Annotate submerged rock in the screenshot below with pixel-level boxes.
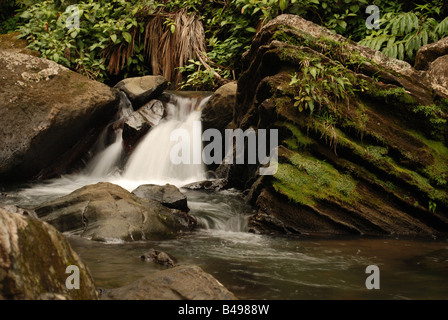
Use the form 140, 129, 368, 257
114, 75, 168, 110
0, 208, 98, 300
132, 184, 189, 212
100, 265, 237, 300
34, 182, 196, 242
141, 248, 176, 268
219, 14, 448, 237
0, 49, 120, 182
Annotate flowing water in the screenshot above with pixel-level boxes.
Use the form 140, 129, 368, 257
2, 92, 448, 300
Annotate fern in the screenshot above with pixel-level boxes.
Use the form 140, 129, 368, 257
359, 11, 448, 62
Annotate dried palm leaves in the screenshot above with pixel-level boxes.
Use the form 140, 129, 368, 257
104, 8, 223, 88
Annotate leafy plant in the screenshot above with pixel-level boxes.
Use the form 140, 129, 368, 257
428, 200, 437, 213
359, 8, 448, 62
289, 59, 353, 114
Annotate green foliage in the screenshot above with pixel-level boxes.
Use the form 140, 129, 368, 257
18, 0, 153, 81
12, 0, 448, 87
359, 3, 448, 62
289, 59, 353, 114
428, 200, 437, 213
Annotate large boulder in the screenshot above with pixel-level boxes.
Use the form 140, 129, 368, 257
219, 15, 448, 237
0, 208, 98, 300
0, 49, 120, 182
114, 75, 168, 110
132, 184, 189, 212
122, 99, 165, 152
201, 81, 237, 134
100, 265, 237, 300
415, 37, 448, 71
427, 55, 448, 98
34, 182, 197, 242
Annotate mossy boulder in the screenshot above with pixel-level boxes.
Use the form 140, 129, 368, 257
0, 48, 120, 182
0, 208, 98, 300
34, 182, 197, 242
218, 15, 448, 237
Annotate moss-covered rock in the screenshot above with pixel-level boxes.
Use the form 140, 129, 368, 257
220, 15, 448, 237
0, 208, 98, 300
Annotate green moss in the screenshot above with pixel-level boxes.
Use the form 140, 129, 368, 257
277, 121, 314, 151
407, 130, 448, 188
273, 150, 358, 206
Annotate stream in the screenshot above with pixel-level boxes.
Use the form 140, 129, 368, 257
2, 92, 448, 300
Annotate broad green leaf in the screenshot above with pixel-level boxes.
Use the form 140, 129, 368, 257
122, 31, 132, 43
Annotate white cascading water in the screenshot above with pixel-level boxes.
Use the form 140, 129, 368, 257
13, 91, 249, 234
85, 129, 124, 177
121, 95, 208, 185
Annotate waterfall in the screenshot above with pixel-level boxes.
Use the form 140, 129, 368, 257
121, 94, 210, 186
85, 129, 124, 177
15, 91, 249, 233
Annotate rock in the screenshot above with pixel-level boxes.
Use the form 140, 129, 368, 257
34, 182, 196, 242
427, 55, 448, 98
132, 184, 189, 212
141, 249, 176, 268
220, 14, 448, 236
0, 50, 120, 182
182, 179, 228, 191
201, 81, 237, 134
100, 265, 237, 300
415, 37, 448, 71
114, 75, 168, 110
0, 204, 38, 219
0, 208, 98, 300
0, 32, 40, 56
122, 99, 165, 151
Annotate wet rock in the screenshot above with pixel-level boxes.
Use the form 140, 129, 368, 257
182, 179, 228, 191
100, 265, 237, 300
34, 182, 196, 242
0, 50, 120, 182
201, 81, 237, 134
0, 204, 38, 219
0, 208, 98, 300
132, 184, 189, 212
141, 248, 176, 268
114, 75, 168, 110
122, 99, 165, 151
